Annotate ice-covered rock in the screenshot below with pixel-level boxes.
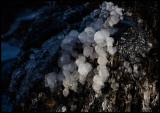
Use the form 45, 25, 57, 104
45, 1, 123, 97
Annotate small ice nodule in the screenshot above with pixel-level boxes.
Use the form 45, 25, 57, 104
45, 72, 58, 92
69, 30, 79, 37
78, 31, 89, 43
107, 46, 117, 55
106, 37, 114, 47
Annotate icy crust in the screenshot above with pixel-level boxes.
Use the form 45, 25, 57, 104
45, 1, 123, 96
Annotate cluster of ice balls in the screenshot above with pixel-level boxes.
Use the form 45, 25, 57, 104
45, 1, 123, 96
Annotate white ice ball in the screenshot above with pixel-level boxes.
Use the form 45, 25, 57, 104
69, 30, 79, 37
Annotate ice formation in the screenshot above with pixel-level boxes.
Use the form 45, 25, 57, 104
45, 72, 58, 92
45, 1, 123, 96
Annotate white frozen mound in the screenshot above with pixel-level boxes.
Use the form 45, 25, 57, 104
94, 29, 110, 47
109, 15, 119, 27
97, 56, 108, 65
98, 65, 109, 81
93, 75, 104, 86
84, 27, 96, 34
75, 55, 86, 66
93, 74, 104, 92
77, 62, 92, 76
92, 81, 102, 92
